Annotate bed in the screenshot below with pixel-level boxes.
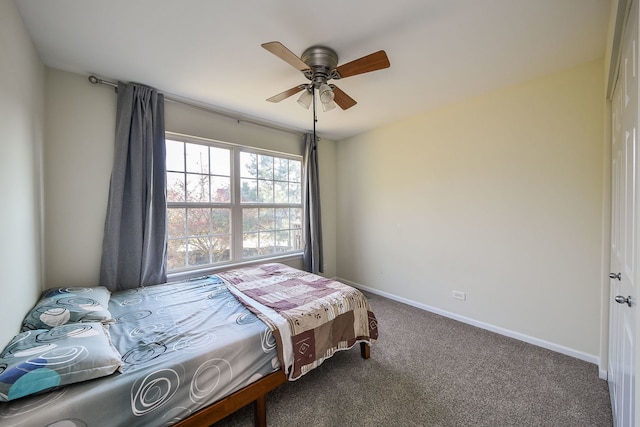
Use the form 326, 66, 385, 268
0, 263, 378, 426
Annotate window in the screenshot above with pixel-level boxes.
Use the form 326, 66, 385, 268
165, 135, 303, 273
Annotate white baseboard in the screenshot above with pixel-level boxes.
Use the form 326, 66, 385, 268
599, 367, 608, 381
339, 277, 605, 374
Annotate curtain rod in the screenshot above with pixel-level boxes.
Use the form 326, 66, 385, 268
87, 75, 307, 136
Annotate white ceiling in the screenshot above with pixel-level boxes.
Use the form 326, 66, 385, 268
16, 0, 612, 140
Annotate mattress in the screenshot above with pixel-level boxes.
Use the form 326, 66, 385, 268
0, 275, 280, 426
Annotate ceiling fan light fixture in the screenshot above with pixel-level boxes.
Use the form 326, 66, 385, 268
318, 83, 334, 104
322, 99, 336, 112
263, 42, 391, 112
297, 88, 312, 109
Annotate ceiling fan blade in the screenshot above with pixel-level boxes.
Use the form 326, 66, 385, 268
262, 41, 309, 72
266, 85, 306, 103
334, 50, 390, 79
330, 85, 357, 110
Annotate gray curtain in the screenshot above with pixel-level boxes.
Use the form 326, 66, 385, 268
99, 82, 167, 291
303, 133, 323, 273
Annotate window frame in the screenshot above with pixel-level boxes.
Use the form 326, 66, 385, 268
165, 132, 304, 280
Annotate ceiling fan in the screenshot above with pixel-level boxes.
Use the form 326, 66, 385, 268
262, 41, 391, 111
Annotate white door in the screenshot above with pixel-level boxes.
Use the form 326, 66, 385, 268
609, 1, 638, 425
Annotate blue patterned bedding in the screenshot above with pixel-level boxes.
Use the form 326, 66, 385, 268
0, 276, 280, 426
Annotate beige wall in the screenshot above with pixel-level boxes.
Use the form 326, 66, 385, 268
336, 59, 606, 362
42, 68, 338, 287
317, 136, 337, 277
0, 0, 45, 347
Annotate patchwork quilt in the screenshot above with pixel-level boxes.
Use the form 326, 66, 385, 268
218, 263, 378, 380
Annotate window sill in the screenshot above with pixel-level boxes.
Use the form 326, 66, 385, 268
166, 252, 304, 283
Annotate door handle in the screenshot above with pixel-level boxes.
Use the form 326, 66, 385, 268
614, 295, 632, 307
610, 272, 622, 281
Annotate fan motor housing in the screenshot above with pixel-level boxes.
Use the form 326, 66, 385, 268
301, 46, 338, 86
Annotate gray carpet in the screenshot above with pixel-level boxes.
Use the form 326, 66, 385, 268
215, 293, 613, 426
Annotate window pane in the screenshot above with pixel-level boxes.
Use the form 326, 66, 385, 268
211, 176, 230, 202
240, 152, 257, 178
241, 178, 257, 202
212, 235, 231, 262
187, 208, 210, 236
274, 157, 288, 181
293, 228, 302, 251
275, 208, 289, 229
166, 140, 185, 172
188, 237, 210, 266
291, 208, 302, 229
259, 231, 276, 255
167, 238, 186, 270
289, 160, 301, 182
185, 143, 209, 174
289, 182, 301, 203
259, 208, 274, 231
258, 155, 273, 180
167, 208, 187, 238
243, 208, 259, 233
291, 208, 303, 250
276, 230, 290, 253
186, 174, 210, 203
210, 146, 230, 176
243, 232, 259, 258
274, 182, 288, 203
212, 208, 231, 234
258, 180, 274, 203
167, 172, 185, 203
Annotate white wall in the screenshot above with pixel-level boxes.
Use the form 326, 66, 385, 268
44, 69, 116, 288
0, 0, 45, 347
42, 69, 338, 287
336, 59, 606, 360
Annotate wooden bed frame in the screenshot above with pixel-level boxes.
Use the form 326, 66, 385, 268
175, 342, 371, 427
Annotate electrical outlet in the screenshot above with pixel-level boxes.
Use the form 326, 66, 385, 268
452, 290, 466, 301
